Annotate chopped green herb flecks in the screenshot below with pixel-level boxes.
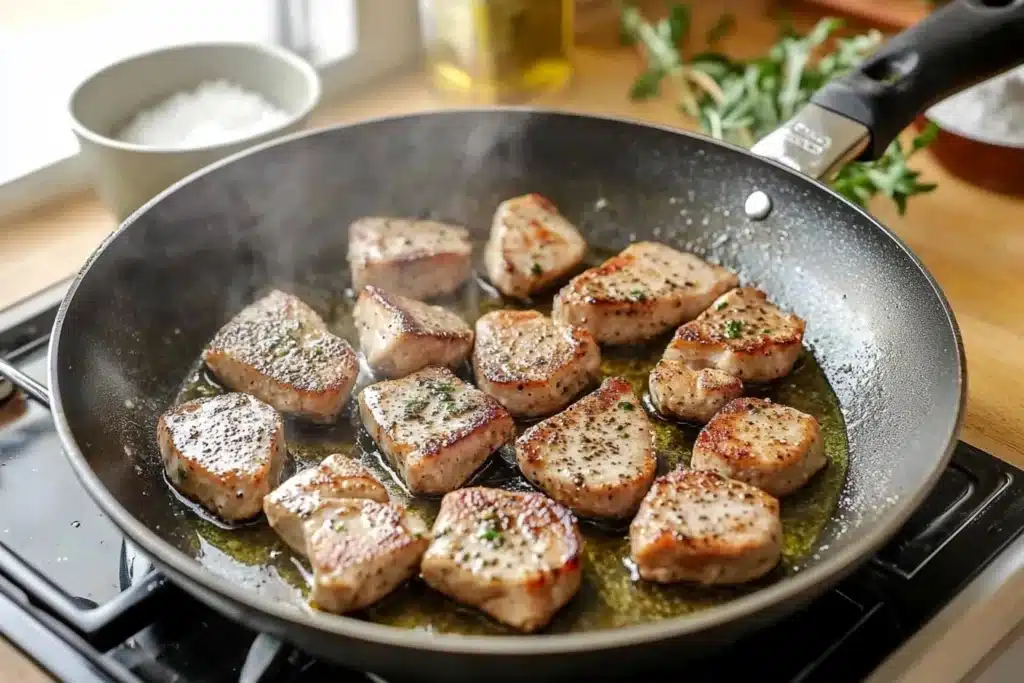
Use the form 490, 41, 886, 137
630, 289, 648, 302
716, 300, 728, 311
724, 320, 743, 338
479, 522, 502, 545
531, 262, 543, 276
618, 401, 635, 411
404, 398, 429, 419
425, 380, 455, 398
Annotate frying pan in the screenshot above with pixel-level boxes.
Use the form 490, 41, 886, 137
4, 2, 1023, 680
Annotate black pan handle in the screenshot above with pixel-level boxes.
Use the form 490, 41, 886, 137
752, 0, 1024, 179
813, 0, 1024, 160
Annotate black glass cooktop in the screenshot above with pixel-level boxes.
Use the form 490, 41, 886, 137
0, 296, 1022, 683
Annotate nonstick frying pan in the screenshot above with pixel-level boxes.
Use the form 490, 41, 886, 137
4, 2, 1024, 681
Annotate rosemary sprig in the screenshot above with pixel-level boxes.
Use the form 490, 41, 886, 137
620, 4, 939, 214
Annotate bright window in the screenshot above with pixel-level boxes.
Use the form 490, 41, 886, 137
0, 0, 420, 215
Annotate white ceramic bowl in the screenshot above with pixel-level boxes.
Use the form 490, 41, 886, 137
69, 42, 321, 221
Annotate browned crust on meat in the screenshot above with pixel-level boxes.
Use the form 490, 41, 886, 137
557, 243, 737, 309
516, 376, 635, 465
203, 350, 357, 400
313, 453, 381, 483
309, 500, 426, 569
671, 288, 806, 355
159, 401, 195, 424
359, 249, 472, 271
694, 398, 819, 473
347, 217, 471, 267
522, 192, 559, 214
425, 487, 582, 630
516, 421, 554, 465
157, 394, 283, 478
356, 286, 473, 341
158, 418, 280, 515
265, 454, 389, 514
671, 327, 803, 355
479, 308, 538, 325
638, 529, 770, 564
694, 398, 765, 466
498, 195, 571, 247
577, 375, 633, 410
516, 377, 655, 494
634, 470, 779, 559
706, 397, 769, 419
157, 394, 285, 520
416, 397, 515, 460
437, 487, 582, 572
626, 241, 738, 283
522, 223, 571, 249
492, 194, 583, 285
647, 362, 744, 424
202, 290, 358, 398
647, 360, 673, 385
157, 419, 284, 483
473, 310, 598, 387
518, 459, 655, 507
697, 368, 744, 393
559, 252, 649, 308
357, 367, 515, 460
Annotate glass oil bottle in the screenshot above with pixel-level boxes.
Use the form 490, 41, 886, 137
419, 0, 574, 102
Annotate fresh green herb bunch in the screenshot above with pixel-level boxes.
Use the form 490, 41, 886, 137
620, 3, 939, 214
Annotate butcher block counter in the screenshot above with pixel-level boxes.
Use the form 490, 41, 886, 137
2, 2, 1024, 680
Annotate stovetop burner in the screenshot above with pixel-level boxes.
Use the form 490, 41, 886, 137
0, 283, 1022, 683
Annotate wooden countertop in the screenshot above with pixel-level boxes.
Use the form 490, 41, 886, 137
2, 2, 1023, 679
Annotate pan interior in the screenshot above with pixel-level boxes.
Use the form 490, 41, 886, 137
54, 111, 962, 641
170, 258, 848, 633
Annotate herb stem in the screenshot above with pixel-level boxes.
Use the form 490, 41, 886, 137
619, 3, 938, 214
686, 68, 727, 105
672, 68, 701, 117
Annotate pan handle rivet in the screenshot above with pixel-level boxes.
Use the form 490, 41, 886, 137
744, 191, 772, 220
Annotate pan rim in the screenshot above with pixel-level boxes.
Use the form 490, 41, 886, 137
48, 107, 967, 655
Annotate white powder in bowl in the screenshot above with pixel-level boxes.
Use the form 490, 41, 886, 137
927, 66, 1024, 145
116, 79, 290, 148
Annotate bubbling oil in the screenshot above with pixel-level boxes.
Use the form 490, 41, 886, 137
175, 258, 849, 634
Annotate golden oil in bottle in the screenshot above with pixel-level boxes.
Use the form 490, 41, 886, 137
419, 0, 574, 102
